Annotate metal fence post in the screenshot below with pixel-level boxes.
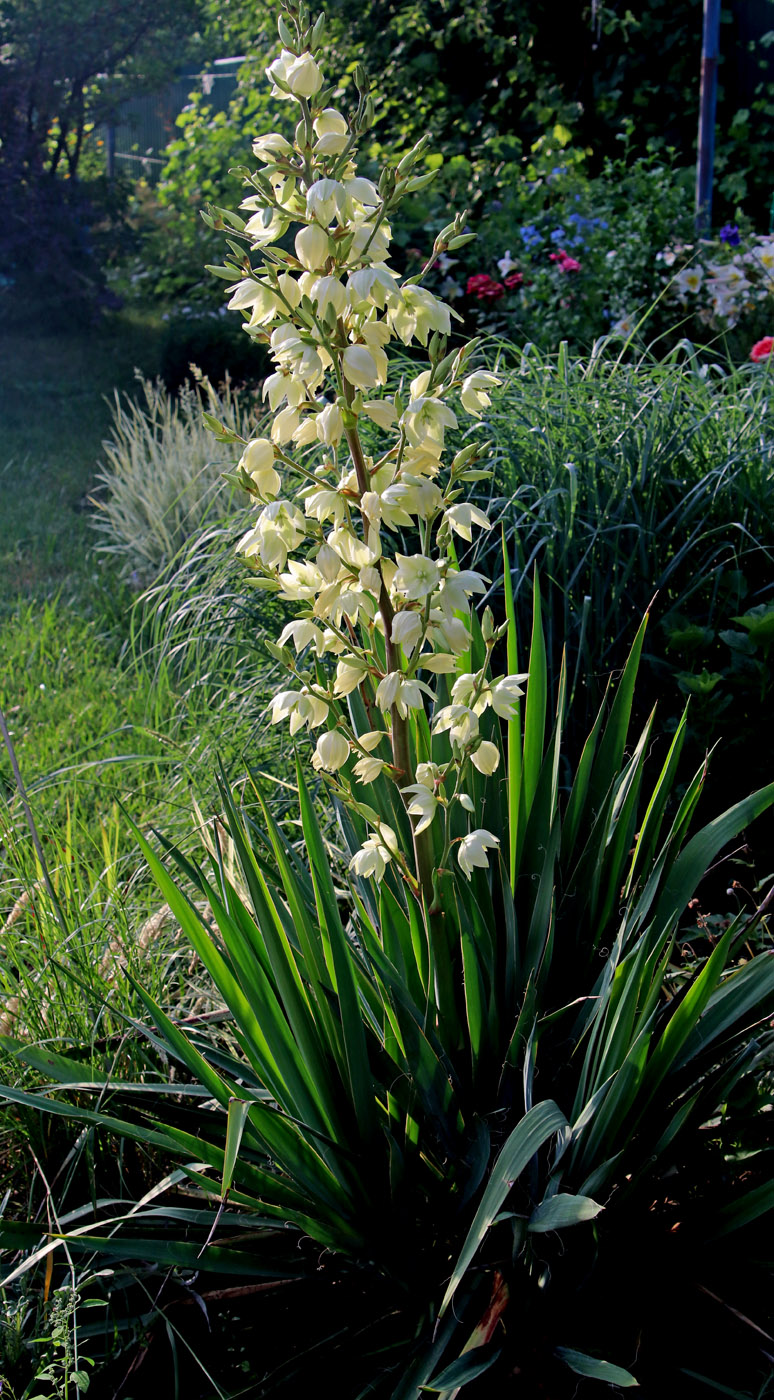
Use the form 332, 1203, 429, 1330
696, 0, 721, 235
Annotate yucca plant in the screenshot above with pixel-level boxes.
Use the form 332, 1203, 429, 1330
3, 2, 774, 1394
2, 575, 773, 1395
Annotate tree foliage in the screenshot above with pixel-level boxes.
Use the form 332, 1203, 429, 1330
0, 0, 204, 317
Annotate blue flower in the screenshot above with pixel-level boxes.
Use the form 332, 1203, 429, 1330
549, 227, 566, 244
719, 222, 740, 246
519, 224, 542, 249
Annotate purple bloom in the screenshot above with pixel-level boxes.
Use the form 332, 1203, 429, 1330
719, 223, 740, 247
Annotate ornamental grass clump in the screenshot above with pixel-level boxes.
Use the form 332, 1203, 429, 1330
3, 6, 774, 1396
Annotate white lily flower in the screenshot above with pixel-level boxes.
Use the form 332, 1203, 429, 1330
244, 207, 290, 247
312, 729, 350, 772
457, 829, 500, 879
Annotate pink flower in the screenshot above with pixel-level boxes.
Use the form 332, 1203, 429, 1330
467, 273, 505, 301
549, 248, 581, 273
750, 336, 774, 362
504, 272, 523, 289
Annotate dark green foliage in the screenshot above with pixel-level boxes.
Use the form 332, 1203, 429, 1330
3, 602, 773, 1395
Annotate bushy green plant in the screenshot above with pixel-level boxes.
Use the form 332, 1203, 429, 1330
468, 341, 774, 791
91, 372, 256, 584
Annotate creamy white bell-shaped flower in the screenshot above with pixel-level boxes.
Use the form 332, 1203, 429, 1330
227, 277, 272, 312
314, 107, 348, 137
347, 264, 399, 310
432, 704, 479, 746
361, 398, 397, 430
312, 729, 350, 772
438, 569, 488, 613
304, 485, 346, 527
244, 207, 289, 246
334, 658, 368, 697
451, 673, 491, 716
306, 178, 345, 225
352, 754, 385, 784
471, 741, 501, 776
292, 415, 320, 447
458, 829, 500, 880
270, 687, 329, 735
460, 371, 501, 416
328, 526, 380, 570
402, 396, 458, 453
267, 49, 323, 99
444, 503, 492, 542
389, 285, 452, 346
271, 406, 302, 444
391, 609, 424, 656
295, 224, 329, 272
349, 221, 391, 263
349, 827, 397, 882
316, 403, 344, 446
393, 553, 440, 601
342, 344, 388, 388
419, 651, 458, 673
239, 438, 280, 497
277, 619, 325, 654
401, 783, 438, 834
375, 672, 430, 719
310, 275, 348, 317
252, 131, 294, 159
490, 674, 529, 719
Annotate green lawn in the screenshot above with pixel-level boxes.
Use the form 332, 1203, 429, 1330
0, 309, 164, 601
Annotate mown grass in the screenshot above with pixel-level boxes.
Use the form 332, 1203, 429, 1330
0, 309, 165, 602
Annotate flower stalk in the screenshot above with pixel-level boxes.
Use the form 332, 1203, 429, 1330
207, 0, 528, 939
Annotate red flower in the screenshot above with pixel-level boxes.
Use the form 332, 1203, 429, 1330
750, 336, 774, 362
504, 272, 523, 289
467, 273, 505, 301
